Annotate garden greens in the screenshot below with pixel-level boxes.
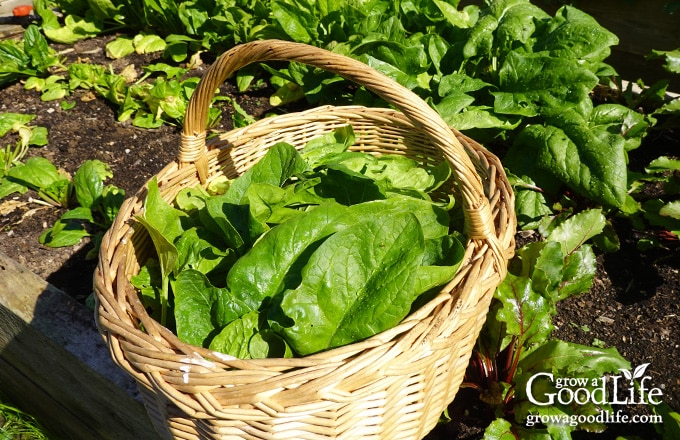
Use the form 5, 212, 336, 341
0, 114, 125, 255
133, 127, 464, 357
5, 157, 125, 252
26, 0, 655, 218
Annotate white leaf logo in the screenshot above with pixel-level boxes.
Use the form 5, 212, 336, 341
633, 363, 650, 380
619, 363, 650, 384
619, 368, 633, 381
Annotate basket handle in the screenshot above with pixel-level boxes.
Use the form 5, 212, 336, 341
181, 39, 497, 244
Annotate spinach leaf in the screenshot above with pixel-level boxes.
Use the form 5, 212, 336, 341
136, 178, 186, 324
134, 128, 464, 357
278, 211, 425, 355
198, 142, 311, 248
0, 25, 62, 86
131, 259, 163, 321
349, 197, 451, 240
224, 142, 309, 204
175, 227, 236, 285
493, 51, 599, 118
414, 233, 465, 300
590, 104, 648, 152
6, 156, 71, 206
245, 181, 326, 225
248, 329, 294, 359
136, 177, 186, 262
73, 159, 112, 209
0, 180, 27, 199
299, 124, 354, 167
175, 186, 209, 212
492, 0, 549, 53
505, 109, 628, 207
535, 6, 618, 64
39, 219, 90, 248
208, 310, 291, 359
173, 270, 248, 347
6, 156, 67, 196
312, 164, 387, 204
202, 195, 247, 251
328, 153, 447, 196
227, 201, 353, 310
271, 0, 317, 43
209, 313, 255, 359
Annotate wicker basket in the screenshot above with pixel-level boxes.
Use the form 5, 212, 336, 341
94, 40, 516, 440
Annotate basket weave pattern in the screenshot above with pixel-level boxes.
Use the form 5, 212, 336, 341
94, 40, 516, 440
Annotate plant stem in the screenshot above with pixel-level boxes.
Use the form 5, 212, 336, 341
161, 274, 168, 327
504, 337, 520, 384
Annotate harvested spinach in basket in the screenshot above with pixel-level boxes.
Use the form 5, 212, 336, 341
132, 126, 466, 358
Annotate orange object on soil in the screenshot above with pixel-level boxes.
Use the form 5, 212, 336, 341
12, 5, 33, 16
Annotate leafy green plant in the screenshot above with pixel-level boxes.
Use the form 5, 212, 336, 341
36, 0, 654, 225
0, 20, 209, 126
24, 59, 250, 128
622, 155, 680, 249
133, 126, 463, 358
105, 33, 167, 59
465, 209, 634, 438
599, 46, 680, 248
0, 113, 48, 198
0, 25, 63, 88
4, 158, 125, 254
460, 202, 680, 438
653, 402, 680, 440
648, 49, 680, 77
25, 0, 658, 211
6, 156, 72, 207
199, 0, 644, 218
627, 47, 680, 246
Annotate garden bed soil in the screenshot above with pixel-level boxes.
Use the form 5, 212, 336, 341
1, 34, 679, 438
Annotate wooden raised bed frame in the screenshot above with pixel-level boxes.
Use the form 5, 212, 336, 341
0, 252, 159, 439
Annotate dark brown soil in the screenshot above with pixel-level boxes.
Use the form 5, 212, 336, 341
1, 34, 678, 439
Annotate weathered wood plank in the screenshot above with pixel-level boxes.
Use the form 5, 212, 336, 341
0, 251, 160, 440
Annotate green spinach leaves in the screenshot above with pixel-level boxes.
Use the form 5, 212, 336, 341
134, 127, 464, 357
